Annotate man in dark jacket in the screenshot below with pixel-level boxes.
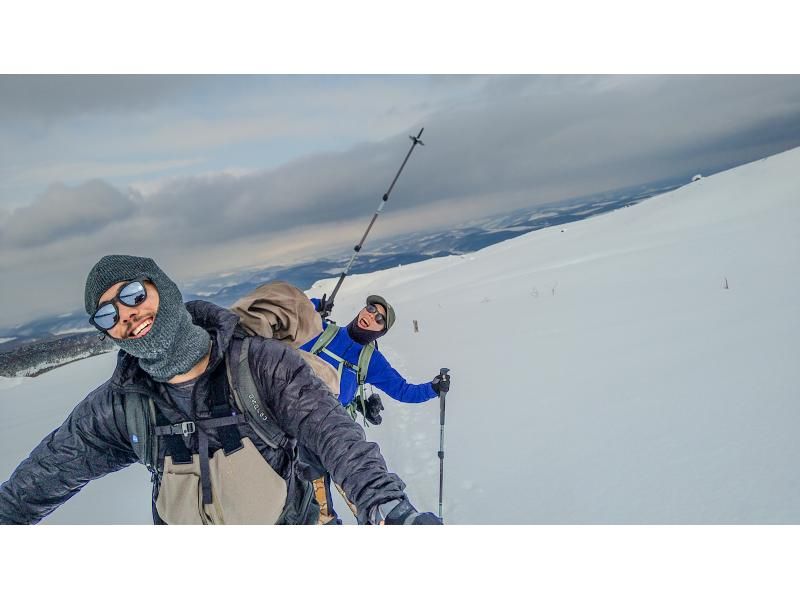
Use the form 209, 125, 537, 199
0, 255, 439, 525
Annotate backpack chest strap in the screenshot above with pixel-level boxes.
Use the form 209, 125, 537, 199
155, 414, 247, 438
312, 325, 375, 396
154, 411, 248, 505
318, 347, 357, 379
153, 361, 246, 506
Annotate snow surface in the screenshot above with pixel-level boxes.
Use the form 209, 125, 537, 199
53, 327, 95, 336
1, 147, 798, 524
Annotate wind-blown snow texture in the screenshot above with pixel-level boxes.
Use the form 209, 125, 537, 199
1, 148, 798, 524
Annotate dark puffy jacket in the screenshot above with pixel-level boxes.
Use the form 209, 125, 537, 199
0, 301, 406, 524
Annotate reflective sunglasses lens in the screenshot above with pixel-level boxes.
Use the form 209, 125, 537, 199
119, 281, 146, 306
366, 304, 385, 325
93, 303, 118, 330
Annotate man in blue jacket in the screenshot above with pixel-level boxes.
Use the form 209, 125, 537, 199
298, 294, 449, 523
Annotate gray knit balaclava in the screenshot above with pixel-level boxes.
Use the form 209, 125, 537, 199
84, 255, 210, 382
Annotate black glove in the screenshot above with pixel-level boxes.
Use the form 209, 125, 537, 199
316, 294, 334, 314
355, 393, 384, 425
383, 498, 442, 525
431, 372, 450, 395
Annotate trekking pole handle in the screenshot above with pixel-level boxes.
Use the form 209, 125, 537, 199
438, 368, 450, 426
322, 274, 347, 319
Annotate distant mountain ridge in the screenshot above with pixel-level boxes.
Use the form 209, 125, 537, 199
0, 175, 684, 377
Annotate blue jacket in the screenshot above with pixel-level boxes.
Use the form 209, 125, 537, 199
299, 299, 437, 407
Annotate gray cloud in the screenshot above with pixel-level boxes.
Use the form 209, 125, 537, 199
2, 180, 137, 247
0, 75, 199, 123
1, 75, 800, 327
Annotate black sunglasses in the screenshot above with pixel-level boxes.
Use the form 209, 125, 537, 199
90, 279, 148, 332
365, 304, 386, 326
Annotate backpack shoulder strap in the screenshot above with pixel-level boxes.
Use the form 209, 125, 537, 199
356, 342, 376, 386
309, 324, 339, 355
120, 387, 159, 474
227, 336, 293, 453
226, 336, 318, 525
350, 342, 377, 424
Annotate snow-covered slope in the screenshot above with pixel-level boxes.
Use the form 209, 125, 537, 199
2, 147, 798, 523
320, 147, 800, 524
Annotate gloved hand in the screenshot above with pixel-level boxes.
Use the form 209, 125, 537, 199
382, 498, 442, 525
316, 294, 334, 314
355, 393, 384, 425
431, 372, 450, 395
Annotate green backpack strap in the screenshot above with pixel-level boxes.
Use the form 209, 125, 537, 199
345, 342, 375, 424
310, 324, 352, 386
310, 323, 375, 389
309, 324, 339, 355
356, 342, 376, 387
309, 324, 376, 424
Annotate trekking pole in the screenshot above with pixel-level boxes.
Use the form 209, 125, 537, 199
436, 367, 450, 521
321, 128, 425, 318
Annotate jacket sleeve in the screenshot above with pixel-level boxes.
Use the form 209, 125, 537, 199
366, 349, 438, 404
0, 381, 138, 524
249, 338, 406, 522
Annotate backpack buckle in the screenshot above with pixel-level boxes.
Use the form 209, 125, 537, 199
171, 421, 196, 437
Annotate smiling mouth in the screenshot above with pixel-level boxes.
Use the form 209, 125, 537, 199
359, 317, 369, 327
129, 318, 153, 339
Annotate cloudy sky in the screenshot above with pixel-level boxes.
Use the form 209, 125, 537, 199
1, 74, 800, 327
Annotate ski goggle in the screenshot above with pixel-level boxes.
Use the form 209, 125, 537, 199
89, 279, 148, 332
365, 304, 386, 326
